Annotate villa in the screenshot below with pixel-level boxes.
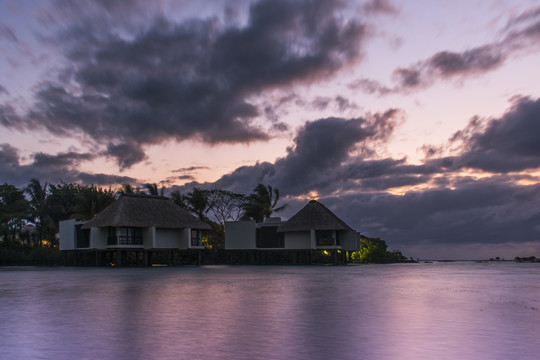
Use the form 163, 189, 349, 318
225, 200, 360, 252
59, 193, 211, 265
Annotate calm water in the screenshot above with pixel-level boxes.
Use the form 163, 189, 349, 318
1, 262, 540, 360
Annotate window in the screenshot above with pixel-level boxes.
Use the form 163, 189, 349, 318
256, 226, 284, 248
75, 224, 90, 248
191, 229, 202, 247
108, 227, 143, 245
316, 230, 340, 247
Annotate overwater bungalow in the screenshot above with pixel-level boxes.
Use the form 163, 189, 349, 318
225, 200, 360, 264
59, 193, 211, 266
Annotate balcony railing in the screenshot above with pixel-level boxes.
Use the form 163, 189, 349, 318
107, 236, 143, 246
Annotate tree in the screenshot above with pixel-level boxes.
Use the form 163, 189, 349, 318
25, 179, 51, 247
143, 183, 164, 196
185, 188, 209, 221
0, 183, 30, 243
47, 182, 83, 225
169, 190, 189, 209
206, 189, 246, 228
242, 184, 287, 223
117, 183, 136, 195
72, 185, 116, 221
350, 236, 407, 263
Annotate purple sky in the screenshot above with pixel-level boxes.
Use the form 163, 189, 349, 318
1, 0, 540, 259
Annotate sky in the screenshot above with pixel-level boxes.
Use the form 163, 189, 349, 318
1, 0, 540, 260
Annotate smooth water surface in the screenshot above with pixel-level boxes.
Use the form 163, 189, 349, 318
1, 262, 540, 360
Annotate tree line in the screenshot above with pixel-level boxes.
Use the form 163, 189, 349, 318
0, 180, 286, 249
1, 179, 407, 264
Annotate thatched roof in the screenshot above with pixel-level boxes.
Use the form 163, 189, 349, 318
277, 200, 354, 232
82, 194, 211, 230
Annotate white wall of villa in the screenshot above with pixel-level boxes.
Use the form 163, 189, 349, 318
340, 231, 359, 251
59, 220, 202, 251
282, 231, 311, 249
225, 221, 257, 250
224, 220, 360, 251
59, 219, 83, 251
90, 228, 108, 249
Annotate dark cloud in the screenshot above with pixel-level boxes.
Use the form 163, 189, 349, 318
134, 96, 540, 258
0, 23, 18, 43
172, 166, 209, 173
0, 144, 136, 188
12, 0, 367, 169
0, 104, 21, 128
31, 151, 95, 170
362, 0, 398, 15
212, 111, 402, 195
327, 179, 540, 250
444, 97, 540, 172
0, 143, 19, 166
159, 174, 196, 187
393, 46, 503, 90
312, 97, 331, 110
311, 96, 358, 112
105, 141, 146, 170
348, 78, 393, 96
77, 172, 137, 186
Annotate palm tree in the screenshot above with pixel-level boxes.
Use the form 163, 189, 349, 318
186, 188, 209, 221
117, 183, 136, 195
242, 184, 287, 223
143, 183, 164, 196
170, 190, 188, 209
25, 178, 50, 246
72, 185, 115, 221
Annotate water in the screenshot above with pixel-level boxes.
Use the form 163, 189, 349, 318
1, 262, 540, 360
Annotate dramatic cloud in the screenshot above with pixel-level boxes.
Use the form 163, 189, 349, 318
8, 0, 367, 169
105, 141, 147, 170
323, 179, 540, 253
431, 97, 540, 173
179, 96, 540, 258
0, 144, 136, 187
211, 109, 402, 195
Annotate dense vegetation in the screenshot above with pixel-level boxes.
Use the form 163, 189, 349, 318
349, 236, 409, 264
0, 181, 291, 265
1, 180, 407, 265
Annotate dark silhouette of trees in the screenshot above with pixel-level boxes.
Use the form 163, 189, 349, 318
185, 188, 209, 221
72, 185, 115, 220
169, 190, 189, 209
206, 189, 246, 228
118, 183, 136, 194
25, 179, 52, 247
350, 236, 407, 263
143, 183, 164, 196
242, 184, 287, 223
0, 183, 30, 243
48, 182, 83, 222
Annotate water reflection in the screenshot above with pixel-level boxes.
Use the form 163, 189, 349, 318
1, 263, 540, 360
